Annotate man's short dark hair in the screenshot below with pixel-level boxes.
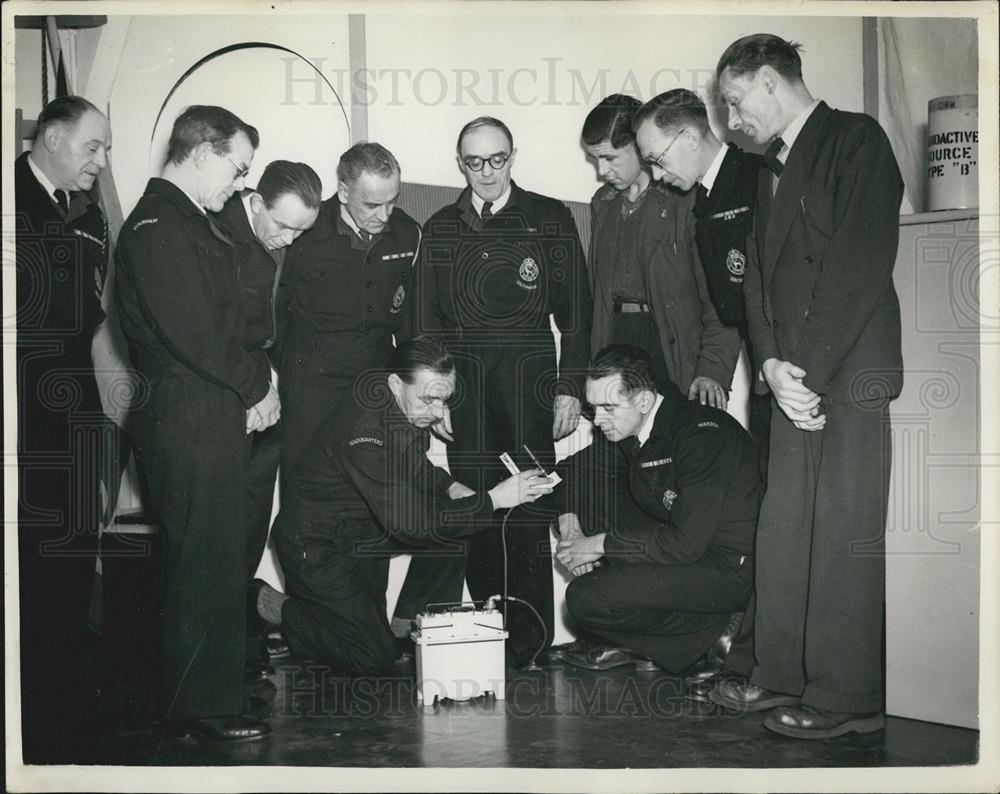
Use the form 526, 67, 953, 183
257, 160, 322, 210
633, 89, 710, 137
36, 95, 102, 140
587, 345, 657, 396
716, 33, 804, 81
337, 142, 400, 187
387, 335, 454, 384
581, 94, 642, 149
456, 116, 514, 154
165, 105, 260, 166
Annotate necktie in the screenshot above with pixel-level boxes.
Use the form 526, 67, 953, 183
764, 137, 786, 177
55, 189, 70, 216
695, 183, 709, 211
481, 201, 494, 221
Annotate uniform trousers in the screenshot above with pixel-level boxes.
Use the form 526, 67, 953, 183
445, 341, 558, 666
750, 398, 890, 714
278, 327, 447, 628
273, 512, 396, 674
132, 375, 251, 722
565, 546, 753, 672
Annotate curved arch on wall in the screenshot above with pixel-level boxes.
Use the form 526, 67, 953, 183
149, 42, 350, 198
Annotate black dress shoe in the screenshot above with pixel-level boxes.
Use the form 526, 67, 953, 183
544, 638, 592, 663
764, 705, 885, 739
682, 650, 725, 683
684, 672, 724, 703
708, 676, 800, 712
558, 645, 644, 671
393, 636, 415, 664
173, 716, 271, 743
264, 631, 290, 661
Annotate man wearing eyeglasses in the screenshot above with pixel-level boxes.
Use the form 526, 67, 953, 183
116, 105, 279, 743
413, 116, 591, 668
633, 89, 770, 702
213, 159, 322, 676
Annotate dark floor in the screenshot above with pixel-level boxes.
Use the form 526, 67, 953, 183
97, 656, 978, 769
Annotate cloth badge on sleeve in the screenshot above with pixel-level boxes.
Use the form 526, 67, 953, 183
662, 489, 678, 509
726, 248, 746, 276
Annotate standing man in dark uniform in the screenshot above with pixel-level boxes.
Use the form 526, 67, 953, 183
414, 117, 591, 667
278, 142, 440, 643
634, 89, 770, 699
708, 34, 903, 740
253, 336, 554, 673
15, 95, 113, 762
279, 142, 419, 474
554, 345, 760, 673
214, 159, 322, 669
115, 105, 279, 743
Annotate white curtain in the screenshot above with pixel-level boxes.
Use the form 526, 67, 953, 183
878, 17, 978, 214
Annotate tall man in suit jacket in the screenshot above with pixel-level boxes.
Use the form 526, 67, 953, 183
214, 160, 321, 670
15, 95, 113, 762
634, 89, 771, 700
707, 34, 904, 741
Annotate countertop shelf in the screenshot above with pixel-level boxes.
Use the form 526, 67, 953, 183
900, 209, 978, 226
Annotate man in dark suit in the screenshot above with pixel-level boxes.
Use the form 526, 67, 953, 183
214, 160, 321, 671
15, 95, 113, 762
634, 89, 771, 700
707, 34, 904, 740
116, 105, 279, 743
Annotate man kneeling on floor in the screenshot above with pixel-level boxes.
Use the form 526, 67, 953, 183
553, 344, 761, 679
253, 335, 554, 674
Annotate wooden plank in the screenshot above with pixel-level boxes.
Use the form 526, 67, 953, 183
348, 14, 367, 143
862, 17, 879, 120
15, 15, 107, 29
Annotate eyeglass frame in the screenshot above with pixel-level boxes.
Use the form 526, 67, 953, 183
461, 152, 511, 172
222, 152, 250, 180
644, 128, 688, 169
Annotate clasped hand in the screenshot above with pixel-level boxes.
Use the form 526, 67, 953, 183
761, 358, 826, 431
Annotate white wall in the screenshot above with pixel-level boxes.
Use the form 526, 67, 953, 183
366, 13, 864, 203
105, 14, 354, 216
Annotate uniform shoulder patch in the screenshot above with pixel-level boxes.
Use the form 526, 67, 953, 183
131, 217, 159, 232
349, 435, 384, 447
697, 420, 720, 429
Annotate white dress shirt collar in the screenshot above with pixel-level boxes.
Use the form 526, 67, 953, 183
777, 99, 821, 163
636, 393, 664, 448
472, 185, 511, 217
699, 143, 729, 196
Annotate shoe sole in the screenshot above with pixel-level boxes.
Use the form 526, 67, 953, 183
763, 712, 885, 740
708, 690, 801, 712
173, 727, 271, 743
556, 656, 637, 672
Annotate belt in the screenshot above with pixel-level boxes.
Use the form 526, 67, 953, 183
612, 301, 650, 313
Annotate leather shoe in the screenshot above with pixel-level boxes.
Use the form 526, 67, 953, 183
682, 650, 725, 683
684, 671, 737, 703
265, 631, 290, 661
173, 716, 271, 743
708, 676, 800, 712
544, 638, 592, 663
558, 645, 645, 671
394, 635, 415, 664
764, 705, 885, 739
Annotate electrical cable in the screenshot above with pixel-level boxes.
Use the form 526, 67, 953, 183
498, 507, 549, 671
